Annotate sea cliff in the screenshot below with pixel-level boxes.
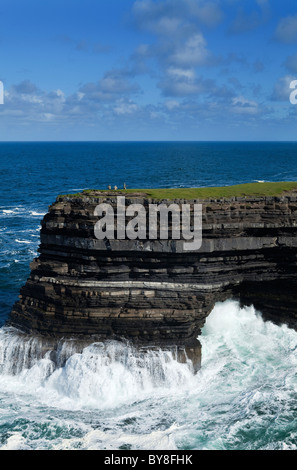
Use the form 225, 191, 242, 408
8, 188, 297, 372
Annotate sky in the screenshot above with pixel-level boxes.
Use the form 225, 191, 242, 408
1, 0, 297, 141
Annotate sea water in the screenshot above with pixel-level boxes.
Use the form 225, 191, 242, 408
1, 141, 297, 450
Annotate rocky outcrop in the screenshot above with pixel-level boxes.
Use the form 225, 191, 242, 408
8, 191, 297, 372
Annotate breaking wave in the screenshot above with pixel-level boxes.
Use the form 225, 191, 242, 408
0, 300, 297, 450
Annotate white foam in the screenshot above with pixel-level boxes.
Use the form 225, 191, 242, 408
1, 207, 45, 219
0, 330, 196, 412
1, 301, 297, 449
1, 207, 22, 215
55, 424, 179, 450
0, 432, 31, 450
30, 211, 45, 217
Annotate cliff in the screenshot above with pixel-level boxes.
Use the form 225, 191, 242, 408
8, 189, 297, 372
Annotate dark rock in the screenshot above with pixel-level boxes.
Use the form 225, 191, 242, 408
7, 193, 297, 372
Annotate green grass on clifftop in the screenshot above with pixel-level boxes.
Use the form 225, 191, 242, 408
59, 181, 297, 200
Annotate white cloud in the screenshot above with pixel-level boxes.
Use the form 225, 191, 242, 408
271, 75, 295, 102
79, 71, 140, 102
150, 16, 182, 36
231, 96, 260, 115
42, 113, 55, 121
168, 33, 210, 67
186, 0, 223, 27
275, 15, 297, 44
167, 67, 195, 79
164, 100, 180, 110
158, 73, 215, 97
13, 80, 38, 94
228, 0, 270, 34
113, 99, 139, 115
132, 0, 223, 34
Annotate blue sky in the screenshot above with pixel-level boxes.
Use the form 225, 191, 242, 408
1, 0, 297, 141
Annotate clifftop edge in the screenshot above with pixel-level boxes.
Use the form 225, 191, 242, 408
57, 181, 297, 202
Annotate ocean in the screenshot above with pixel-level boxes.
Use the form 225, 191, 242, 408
1, 141, 297, 450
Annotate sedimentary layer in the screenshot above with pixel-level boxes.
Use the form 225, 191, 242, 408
8, 190, 297, 372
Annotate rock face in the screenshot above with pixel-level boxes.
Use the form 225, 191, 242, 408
8, 191, 297, 372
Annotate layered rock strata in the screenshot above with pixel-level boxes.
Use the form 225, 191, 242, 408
8, 191, 297, 372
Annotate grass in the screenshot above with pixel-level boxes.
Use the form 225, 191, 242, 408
58, 181, 297, 201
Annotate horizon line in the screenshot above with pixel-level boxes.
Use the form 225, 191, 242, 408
0, 139, 297, 144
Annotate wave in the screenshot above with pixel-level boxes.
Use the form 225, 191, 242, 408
1, 300, 297, 450
1, 207, 23, 216
29, 211, 46, 217
1, 206, 46, 219
0, 424, 180, 451
53, 424, 180, 451
0, 328, 196, 411
2, 210, 15, 215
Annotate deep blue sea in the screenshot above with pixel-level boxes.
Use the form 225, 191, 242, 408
1, 141, 297, 450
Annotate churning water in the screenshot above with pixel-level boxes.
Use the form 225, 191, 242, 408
0, 300, 297, 450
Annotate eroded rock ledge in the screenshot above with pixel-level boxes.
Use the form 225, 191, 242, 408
8, 191, 297, 372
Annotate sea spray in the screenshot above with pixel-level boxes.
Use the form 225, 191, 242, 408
1, 300, 297, 449
0, 327, 196, 411
0, 327, 85, 375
